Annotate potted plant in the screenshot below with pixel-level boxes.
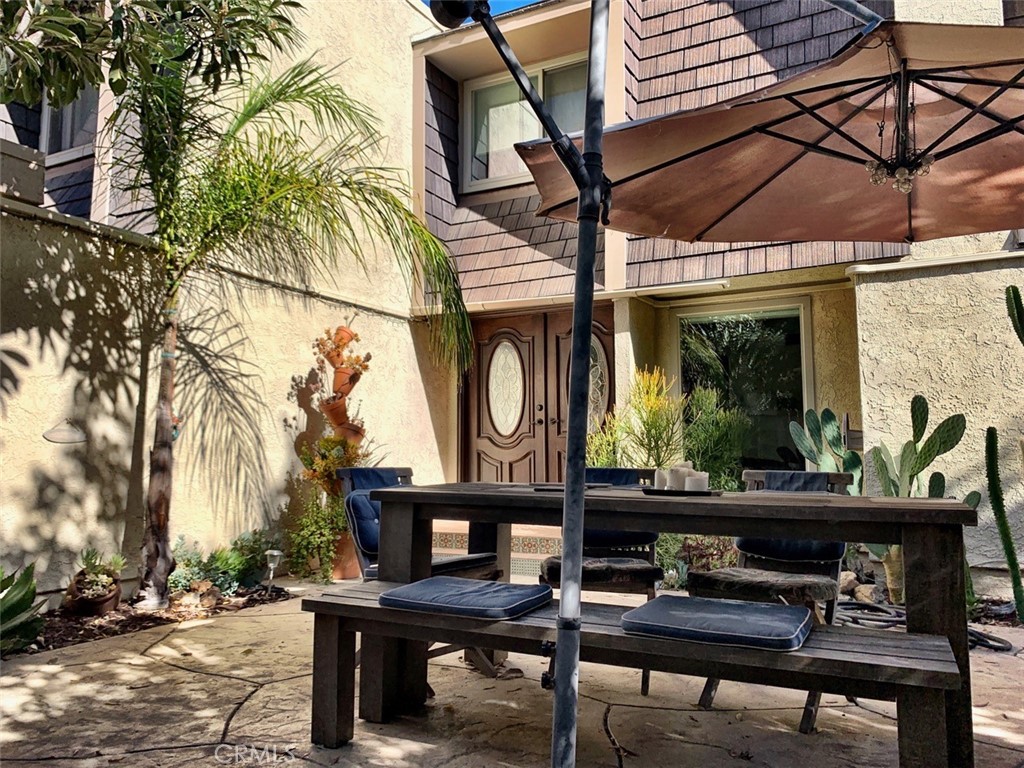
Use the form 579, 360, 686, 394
300, 434, 370, 496
65, 548, 127, 616
286, 492, 361, 582
311, 326, 371, 429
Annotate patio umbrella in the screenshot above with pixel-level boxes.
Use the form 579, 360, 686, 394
516, 21, 1024, 243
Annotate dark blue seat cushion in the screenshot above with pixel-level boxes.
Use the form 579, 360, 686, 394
345, 467, 401, 491
584, 467, 656, 548
621, 594, 814, 651
363, 553, 498, 580
736, 471, 845, 563
345, 489, 381, 556
585, 467, 641, 486
379, 576, 552, 619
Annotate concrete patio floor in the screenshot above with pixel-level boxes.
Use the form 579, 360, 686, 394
2, 581, 1022, 768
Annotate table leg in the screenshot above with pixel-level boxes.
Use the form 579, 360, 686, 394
311, 614, 356, 746
371, 502, 432, 715
902, 524, 973, 768
468, 521, 512, 667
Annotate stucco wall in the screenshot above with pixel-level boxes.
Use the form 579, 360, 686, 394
812, 288, 862, 429
1, 205, 455, 592
853, 255, 1024, 568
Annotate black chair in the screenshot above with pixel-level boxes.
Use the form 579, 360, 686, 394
538, 467, 663, 695
338, 467, 502, 582
338, 467, 504, 677
686, 469, 851, 733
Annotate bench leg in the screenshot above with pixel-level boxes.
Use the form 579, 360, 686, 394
359, 635, 429, 722
798, 690, 821, 734
311, 614, 356, 748
897, 688, 948, 768
698, 678, 720, 710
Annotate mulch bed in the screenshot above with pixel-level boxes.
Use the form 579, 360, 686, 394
17, 586, 294, 656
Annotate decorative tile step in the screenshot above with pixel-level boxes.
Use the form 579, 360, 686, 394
433, 532, 563, 557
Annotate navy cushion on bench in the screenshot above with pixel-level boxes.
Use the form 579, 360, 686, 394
363, 553, 499, 580
379, 576, 552, 620
346, 489, 381, 556
621, 594, 814, 651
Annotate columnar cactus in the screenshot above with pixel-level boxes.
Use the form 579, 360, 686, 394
789, 407, 862, 495
985, 285, 1024, 622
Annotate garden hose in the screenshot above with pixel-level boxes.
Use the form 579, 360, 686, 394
834, 599, 1014, 652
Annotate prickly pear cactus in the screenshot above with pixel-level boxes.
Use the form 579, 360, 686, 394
789, 407, 863, 494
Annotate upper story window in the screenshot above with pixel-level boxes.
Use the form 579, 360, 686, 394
464, 56, 586, 192
41, 85, 99, 162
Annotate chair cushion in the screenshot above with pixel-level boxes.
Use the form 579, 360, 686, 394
585, 467, 641, 486
363, 553, 498, 581
735, 537, 847, 562
542, 556, 664, 585
687, 567, 840, 604
345, 489, 381, 556
736, 471, 844, 562
379, 576, 552, 619
621, 594, 814, 651
345, 467, 401, 491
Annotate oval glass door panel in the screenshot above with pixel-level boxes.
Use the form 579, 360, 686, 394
488, 340, 525, 437
588, 335, 610, 430
562, 334, 611, 431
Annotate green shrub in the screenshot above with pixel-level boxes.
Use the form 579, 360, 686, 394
167, 537, 253, 596
286, 492, 347, 583
230, 529, 280, 587
1, 564, 46, 654
681, 386, 750, 490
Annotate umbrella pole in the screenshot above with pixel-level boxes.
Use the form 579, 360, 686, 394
550, 2, 609, 767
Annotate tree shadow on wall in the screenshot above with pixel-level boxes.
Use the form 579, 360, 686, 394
1, 214, 278, 581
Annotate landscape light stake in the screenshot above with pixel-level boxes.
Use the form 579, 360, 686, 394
428, 2, 609, 766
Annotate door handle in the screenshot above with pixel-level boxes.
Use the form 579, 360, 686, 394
549, 418, 558, 425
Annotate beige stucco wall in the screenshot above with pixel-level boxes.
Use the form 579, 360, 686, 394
853, 255, 1024, 568
1, 201, 454, 593
0, 0, 458, 594
811, 287, 862, 429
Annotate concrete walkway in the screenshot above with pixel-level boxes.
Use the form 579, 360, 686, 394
2, 583, 1022, 768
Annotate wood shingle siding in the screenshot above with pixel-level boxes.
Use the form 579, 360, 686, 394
445, 193, 605, 303
624, 0, 905, 288
1, 103, 41, 149
44, 165, 92, 219
1006, 0, 1024, 25
424, 61, 459, 243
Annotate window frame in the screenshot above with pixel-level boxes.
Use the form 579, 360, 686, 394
460, 52, 588, 194
675, 296, 816, 466
38, 88, 98, 167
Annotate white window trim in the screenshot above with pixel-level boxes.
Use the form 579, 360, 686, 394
461, 52, 587, 194
38, 92, 97, 167
675, 297, 816, 462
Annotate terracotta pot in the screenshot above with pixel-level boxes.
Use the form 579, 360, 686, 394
66, 575, 122, 616
332, 531, 362, 580
333, 326, 356, 348
325, 349, 345, 369
335, 421, 366, 445
320, 397, 348, 428
332, 366, 361, 397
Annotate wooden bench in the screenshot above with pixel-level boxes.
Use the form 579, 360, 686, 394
303, 582, 961, 768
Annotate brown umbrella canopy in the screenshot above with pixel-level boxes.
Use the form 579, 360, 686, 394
516, 22, 1024, 244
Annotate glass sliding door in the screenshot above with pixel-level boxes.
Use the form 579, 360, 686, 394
679, 306, 808, 470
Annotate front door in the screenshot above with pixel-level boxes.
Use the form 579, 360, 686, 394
463, 306, 614, 483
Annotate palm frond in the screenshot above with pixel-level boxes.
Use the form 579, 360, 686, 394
221, 59, 377, 147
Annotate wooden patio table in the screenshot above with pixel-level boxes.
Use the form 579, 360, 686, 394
366, 482, 978, 767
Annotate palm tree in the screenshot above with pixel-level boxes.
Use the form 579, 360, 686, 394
111, 41, 471, 609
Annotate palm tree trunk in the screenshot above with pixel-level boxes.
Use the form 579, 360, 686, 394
137, 290, 179, 609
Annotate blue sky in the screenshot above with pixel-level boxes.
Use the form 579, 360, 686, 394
420, 0, 539, 17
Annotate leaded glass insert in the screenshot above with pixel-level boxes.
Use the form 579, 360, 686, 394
488, 341, 524, 437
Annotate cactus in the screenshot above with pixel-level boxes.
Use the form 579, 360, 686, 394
789, 407, 863, 495
981, 285, 1024, 623
866, 395, 974, 604
986, 427, 1023, 622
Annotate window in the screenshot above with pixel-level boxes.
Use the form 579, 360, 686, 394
679, 302, 813, 471
41, 85, 98, 160
464, 57, 587, 191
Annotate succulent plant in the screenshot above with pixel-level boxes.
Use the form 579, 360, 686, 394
1, 564, 46, 654
789, 407, 863, 495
